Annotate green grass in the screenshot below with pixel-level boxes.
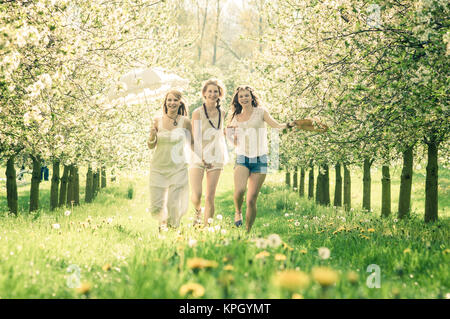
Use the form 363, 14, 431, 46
0, 165, 448, 298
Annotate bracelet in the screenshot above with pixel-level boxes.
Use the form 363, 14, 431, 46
148, 136, 157, 144
286, 122, 294, 129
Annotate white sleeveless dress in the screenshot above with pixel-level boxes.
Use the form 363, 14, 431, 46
149, 116, 189, 227
190, 106, 228, 170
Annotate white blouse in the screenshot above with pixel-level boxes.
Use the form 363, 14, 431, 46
230, 107, 268, 157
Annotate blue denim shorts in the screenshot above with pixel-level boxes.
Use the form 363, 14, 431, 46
235, 154, 268, 174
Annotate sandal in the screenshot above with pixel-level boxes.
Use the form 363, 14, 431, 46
234, 212, 243, 227
193, 207, 203, 226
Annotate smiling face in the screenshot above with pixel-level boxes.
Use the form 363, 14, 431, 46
164, 93, 181, 116
237, 89, 252, 107
203, 84, 220, 104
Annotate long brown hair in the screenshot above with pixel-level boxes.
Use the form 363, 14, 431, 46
230, 85, 260, 120
163, 90, 187, 115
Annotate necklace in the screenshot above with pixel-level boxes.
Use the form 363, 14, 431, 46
203, 103, 221, 130
166, 114, 178, 126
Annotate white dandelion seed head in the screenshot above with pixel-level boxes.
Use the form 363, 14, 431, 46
52, 223, 60, 230
284, 213, 289, 217
216, 214, 223, 220
214, 225, 221, 231
294, 221, 300, 227
207, 218, 214, 224
304, 224, 309, 229
64, 210, 71, 216
267, 234, 282, 248
255, 238, 268, 249
221, 229, 227, 235
188, 238, 197, 247
318, 247, 331, 260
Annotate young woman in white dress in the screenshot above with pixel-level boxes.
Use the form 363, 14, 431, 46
189, 79, 228, 225
147, 90, 194, 230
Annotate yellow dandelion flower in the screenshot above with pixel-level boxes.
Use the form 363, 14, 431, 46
442, 248, 450, 255
76, 282, 91, 295
273, 270, 310, 292
102, 264, 112, 271
333, 226, 345, 235
275, 253, 287, 261
347, 271, 358, 284
255, 251, 270, 259
218, 274, 234, 286
223, 265, 234, 271
403, 248, 412, 254
222, 256, 229, 263
187, 257, 218, 270
282, 242, 294, 251
368, 228, 375, 233
179, 282, 205, 298
292, 293, 304, 299
360, 235, 370, 240
312, 267, 339, 287
360, 229, 365, 233
299, 249, 308, 254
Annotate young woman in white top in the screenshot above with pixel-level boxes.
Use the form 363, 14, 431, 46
189, 79, 228, 225
227, 85, 328, 232
227, 85, 295, 232
147, 90, 194, 230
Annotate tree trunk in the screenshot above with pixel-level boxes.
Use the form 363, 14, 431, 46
398, 147, 413, 219
73, 166, 80, 206
6, 156, 18, 215
198, 0, 209, 61
343, 163, 351, 211
315, 168, 323, 205
362, 158, 372, 212
85, 165, 93, 203
96, 167, 100, 191
425, 141, 438, 222
92, 168, 99, 199
285, 171, 291, 188
334, 163, 342, 207
50, 160, 60, 211
299, 167, 305, 197
293, 167, 298, 190
308, 165, 314, 199
212, 0, 221, 65
322, 164, 330, 206
101, 165, 106, 188
381, 165, 391, 217
59, 165, 69, 207
66, 165, 74, 206
111, 168, 116, 182
29, 155, 41, 212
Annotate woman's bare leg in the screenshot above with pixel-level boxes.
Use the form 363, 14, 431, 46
189, 168, 204, 223
245, 173, 266, 232
234, 165, 250, 223
204, 169, 222, 224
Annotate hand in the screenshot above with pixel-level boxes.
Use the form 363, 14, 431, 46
286, 121, 295, 129
149, 127, 157, 139
202, 159, 213, 169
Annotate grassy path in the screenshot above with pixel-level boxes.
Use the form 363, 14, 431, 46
0, 166, 448, 298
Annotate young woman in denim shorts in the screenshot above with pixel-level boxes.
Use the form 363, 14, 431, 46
227, 85, 295, 232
